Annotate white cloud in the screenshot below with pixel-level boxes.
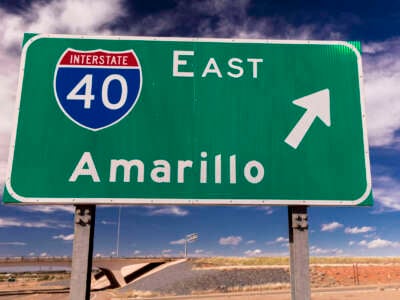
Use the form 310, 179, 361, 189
246, 240, 256, 244
0, 242, 26, 246
0, 158, 7, 171
0, 217, 49, 228
101, 220, 117, 225
358, 240, 368, 246
133, 250, 141, 255
372, 239, 398, 248
345, 226, 375, 234
18, 205, 75, 214
162, 249, 173, 256
194, 249, 204, 254
275, 237, 289, 243
0, 61, 16, 136
244, 249, 262, 257
40, 252, 48, 257
257, 207, 274, 215
349, 241, 355, 246
129, 0, 342, 40
310, 246, 343, 255
363, 233, 376, 239
358, 238, 400, 249
0, 0, 125, 49
321, 222, 344, 232
0, 160, 7, 194
267, 236, 289, 245
170, 238, 186, 245
373, 175, 400, 211
363, 38, 400, 147
147, 206, 189, 216
0, 217, 69, 228
219, 235, 242, 246
54, 223, 72, 229
0, 0, 125, 114
53, 234, 74, 241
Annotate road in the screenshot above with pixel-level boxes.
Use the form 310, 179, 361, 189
1, 286, 400, 300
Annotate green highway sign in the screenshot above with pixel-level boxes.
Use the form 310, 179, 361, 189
3, 34, 372, 206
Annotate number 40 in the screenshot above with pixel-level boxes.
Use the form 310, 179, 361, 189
67, 74, 128, 110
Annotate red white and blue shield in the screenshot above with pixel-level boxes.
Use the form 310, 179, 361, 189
54, 49, 142, 131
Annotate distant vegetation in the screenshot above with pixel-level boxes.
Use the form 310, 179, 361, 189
0, 271, 69, 282
191, 257, 400, 268
192, 257, 289, 267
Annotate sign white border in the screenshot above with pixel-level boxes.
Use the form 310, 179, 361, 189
5, 34, 372, 206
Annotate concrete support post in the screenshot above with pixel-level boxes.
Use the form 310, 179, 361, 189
70, 205, 96, 300
288, 206, 310, 300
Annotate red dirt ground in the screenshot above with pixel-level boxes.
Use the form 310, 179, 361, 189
311, 264, 400, 287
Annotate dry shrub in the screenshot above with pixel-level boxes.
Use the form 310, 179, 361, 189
119, 290, 162, 298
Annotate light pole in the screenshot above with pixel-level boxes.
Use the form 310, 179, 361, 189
116, 206, 121, 257
184, 233, 198, 258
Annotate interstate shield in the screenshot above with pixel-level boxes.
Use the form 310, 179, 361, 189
54, 49, 142, 131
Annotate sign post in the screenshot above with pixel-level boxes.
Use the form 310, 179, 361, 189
70, 205, 96, 300
288, 206, 310, 300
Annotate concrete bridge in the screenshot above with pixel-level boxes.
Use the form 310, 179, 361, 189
0, 256, 186, 289
92, 258, 187, 289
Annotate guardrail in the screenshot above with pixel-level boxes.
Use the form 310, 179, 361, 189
0, 256, 179, 264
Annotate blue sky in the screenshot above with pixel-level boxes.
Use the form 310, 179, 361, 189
1, 0, 400, 258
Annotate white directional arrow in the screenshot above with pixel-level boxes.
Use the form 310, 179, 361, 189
284, 89, 331, 149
